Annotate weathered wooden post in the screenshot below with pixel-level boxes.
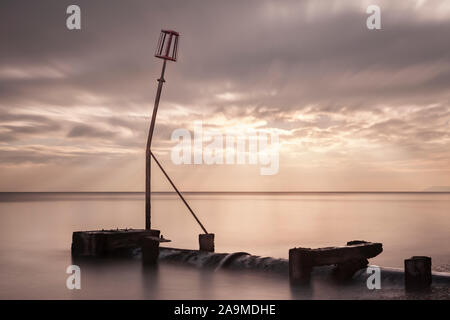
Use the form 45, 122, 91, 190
405, 256, 432, 291
141, 237, 161, 265
289, 248, 313, 284
141, 234, 171, 265
146, 30, 179, 230
199, 233, 215, 252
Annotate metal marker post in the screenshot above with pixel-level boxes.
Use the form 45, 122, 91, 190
146, 30, 179, 230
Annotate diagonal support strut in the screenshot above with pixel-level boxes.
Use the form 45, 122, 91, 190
150, 151, 209, 234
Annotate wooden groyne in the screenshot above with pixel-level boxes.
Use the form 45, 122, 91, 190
71, 230, 447, 292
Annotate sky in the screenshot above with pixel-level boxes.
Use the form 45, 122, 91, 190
1, 0, 449, 192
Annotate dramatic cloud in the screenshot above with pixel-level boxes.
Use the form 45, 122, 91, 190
0, 0, 449, 191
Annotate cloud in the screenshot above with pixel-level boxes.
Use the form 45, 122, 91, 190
67, 124, 117, 139
0, 0, 449, 190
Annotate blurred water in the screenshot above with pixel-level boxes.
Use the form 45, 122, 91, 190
0, 192, 449, 299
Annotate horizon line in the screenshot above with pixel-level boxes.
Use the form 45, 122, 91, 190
1, 191, 450, 194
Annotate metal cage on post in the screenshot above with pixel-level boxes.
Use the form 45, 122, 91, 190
155, 30, 179, 61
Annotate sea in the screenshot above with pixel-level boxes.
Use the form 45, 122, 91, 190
0, 192, 449, 299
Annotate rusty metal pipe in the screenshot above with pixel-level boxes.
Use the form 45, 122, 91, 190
145, 59, 167, 230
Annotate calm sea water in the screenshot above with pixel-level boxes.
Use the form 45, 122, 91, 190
0, 192, 449, 299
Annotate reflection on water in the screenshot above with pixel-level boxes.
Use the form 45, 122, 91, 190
0, 192, 449, 299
